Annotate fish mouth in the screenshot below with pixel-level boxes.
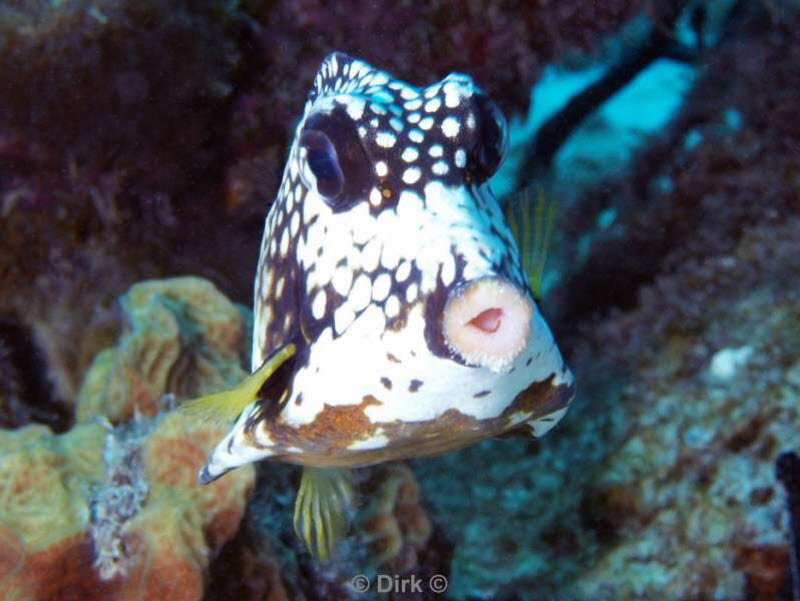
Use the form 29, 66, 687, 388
442, 276, 533, 373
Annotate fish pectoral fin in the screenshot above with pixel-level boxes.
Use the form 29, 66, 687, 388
294, 467, 356, 562
179, 343, 297, 424
505, 186, 556, 301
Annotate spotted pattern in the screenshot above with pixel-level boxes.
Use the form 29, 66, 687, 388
201, 53, 575, 482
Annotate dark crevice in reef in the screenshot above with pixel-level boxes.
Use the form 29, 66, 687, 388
776, 452, 800, 601
519, 0, 759, 183
518, 0, 693, 182
543, 1, 797, 351
0, 320, 73, 432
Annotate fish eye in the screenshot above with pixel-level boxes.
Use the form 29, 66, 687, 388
473, 94, 509, 181
298, 108, 372, 210
300, 130, 344, 199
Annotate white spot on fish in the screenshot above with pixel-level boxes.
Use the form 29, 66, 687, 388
376, 131, 396, 148
375, 161, 388, 177
332, 265, 353, 296
346, 97, 365, 121
280, 229, 290, 256
371, 73, 389, 87
373, 90, 393, 104
360, 238, 382, 272
467, 112, 476, 129
395, 260, 411, 282
350, 274, 372, 312
419, 116, 434, 130
312, 289, 326, 319
442, 116, 460, 138
370, 103, 387, 116
424, 97, 441, 113
370, 187, 382, 207
372, 272, 391, 301
404, 98, 422, 110
429, 144, 443, 158
432, 161, 449, 175
455, 148, 467, 168
407, 112, 421, 124
408, 129, 424, 143
402, 167, 421, 184
385, 295, 400, 318
406, 282, 419, 303
347, 433, 390, 450
401, 146, 419, 162
441, 252, 456, 286
334, 304, 356, 334
260, 270, 273, 298
380, 238, 400, 270
390, 117, 403, 132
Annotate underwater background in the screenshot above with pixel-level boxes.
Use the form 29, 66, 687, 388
1, 0, 799, 599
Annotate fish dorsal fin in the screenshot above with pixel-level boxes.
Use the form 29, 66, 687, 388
179, 343, 297, 424
505, 186, 556, 301
294, 467, 357, 562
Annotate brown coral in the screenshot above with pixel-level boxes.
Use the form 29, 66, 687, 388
0, 422, 110, 600
76, 276, 249, 423
0, 277, 255, 601
204, 526, 291, 601
355, 463, 432, 574
735, 545, 790, 601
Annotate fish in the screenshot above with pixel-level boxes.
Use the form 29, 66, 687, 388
182, 52, 575, 560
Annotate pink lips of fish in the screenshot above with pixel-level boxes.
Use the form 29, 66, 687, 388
443, 277, 533, 373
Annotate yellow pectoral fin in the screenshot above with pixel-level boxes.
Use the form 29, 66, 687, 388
294, 467, 356, 562
179, 343, 297, 425
505, 186, 556, 301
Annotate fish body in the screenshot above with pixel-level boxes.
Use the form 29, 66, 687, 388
198, 53, 574, 482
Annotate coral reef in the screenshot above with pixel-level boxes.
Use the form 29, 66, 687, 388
0, 277, 255, 600
0, 422, 109, 600
0, 413, 254, 601
76, 276, 250, 423
410, 6, 800, 599
204, 520, 291, 601
1, 1, 798, 599
355, 464, 432, 575
548, 2, 800, 331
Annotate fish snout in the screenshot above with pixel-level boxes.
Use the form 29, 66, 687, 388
442, 277, 532, 373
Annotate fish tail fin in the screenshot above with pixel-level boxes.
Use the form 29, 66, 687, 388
505, 186, 556, 301
179, 343, 297, 424
294, 466, 356, 561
